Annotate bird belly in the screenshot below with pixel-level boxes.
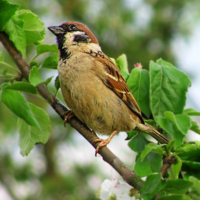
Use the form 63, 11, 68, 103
59, 69, 137, 135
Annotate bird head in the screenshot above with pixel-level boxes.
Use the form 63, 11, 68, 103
48, 22, 99, 48
48, 22, 100, 60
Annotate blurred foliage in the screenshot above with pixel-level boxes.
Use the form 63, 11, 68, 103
57, 0, 200, 68
1, 0, 200, 199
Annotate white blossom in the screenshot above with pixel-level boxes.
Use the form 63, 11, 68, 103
97, 175, 138, 200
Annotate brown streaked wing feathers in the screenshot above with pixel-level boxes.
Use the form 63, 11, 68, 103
95, 55, 144, 124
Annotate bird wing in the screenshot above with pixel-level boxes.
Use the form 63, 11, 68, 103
93, 54, 144, 124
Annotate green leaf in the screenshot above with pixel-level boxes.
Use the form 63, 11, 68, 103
182, 160, 200, 178
127, 68, 151, 117
157, 112, 191, 146
128, 132, 149, 153
176, 143, 200, 162
165, 112, 191, 135
188, 176, 200, 199
110, 57, 117, 65
18, 103, 51, 156
29, 66, 53, 87
150, 60, 191, 120
140, 143, 165, 161
163, 180, 193, 194
141, 173, 166, 200
1, 89, 38, 126
166, 140, 175, 153
29, 66, 44, 86
116, 54, 129, 80
17, 9, 45, 45
55, 76, 60, 91
0, 61, 19, 75
43, 76, 53, 86
183, 108, 200, 116
5, 82, 37, 94
5, 14, 26, 57
134, 152, 162, 177
0, 75, 12, 85
144, 119, 156, 126
42, 53, 59, 69
125, 130, 138, 140
157, 58, 175, 68
0, 69, 8, 76
116, 54, 129, 73
30, 61, 39, 68
157, 194, 191, 200
36, 44, 58, 55
190, 121, 200, 134
0, 0, 19, 31
169, 155, 182, 180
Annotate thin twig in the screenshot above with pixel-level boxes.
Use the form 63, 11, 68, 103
0, 31, 144, 190
160, 154, 176, 177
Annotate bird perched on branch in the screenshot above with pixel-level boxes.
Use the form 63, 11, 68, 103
48, 22, 169, 155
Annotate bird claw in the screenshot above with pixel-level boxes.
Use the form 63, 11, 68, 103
94, 138, 109, 156
63, 110, 75, 126
94, 130, 118, 156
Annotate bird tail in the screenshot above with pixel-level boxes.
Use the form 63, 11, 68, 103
137, 123, 169, 144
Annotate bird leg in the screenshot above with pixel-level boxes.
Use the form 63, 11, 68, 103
94, 130, 118, 156
63, 110, 75, 126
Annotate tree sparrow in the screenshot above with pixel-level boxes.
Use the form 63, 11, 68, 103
48, 22, 169, 155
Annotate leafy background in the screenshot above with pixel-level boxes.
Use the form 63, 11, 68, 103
1, 0, 200, 199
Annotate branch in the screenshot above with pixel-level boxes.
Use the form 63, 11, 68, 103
160, 154, 176, 177
0, 31, 144, 191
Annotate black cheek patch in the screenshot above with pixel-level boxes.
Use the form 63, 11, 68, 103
73, 34, 89, 43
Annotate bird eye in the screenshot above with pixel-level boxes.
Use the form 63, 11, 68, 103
69, 25, 78, 31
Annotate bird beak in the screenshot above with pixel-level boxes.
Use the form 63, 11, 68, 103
48, 26, 65, 36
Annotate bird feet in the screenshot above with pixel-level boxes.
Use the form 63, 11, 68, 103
94, 130, 118, 156
63, 110, 75, 126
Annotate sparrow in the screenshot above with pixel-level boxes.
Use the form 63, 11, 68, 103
48, 22, 169, 155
